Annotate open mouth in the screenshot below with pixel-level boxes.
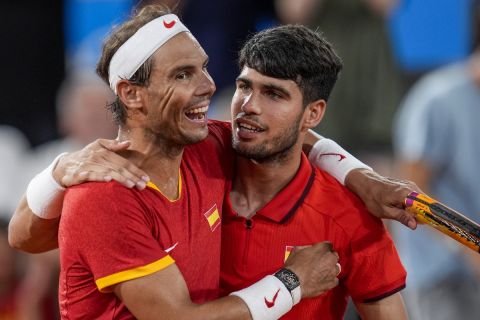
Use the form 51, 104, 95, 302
185, 105, 209, 121
238, 122, 264, 133
236, 119, 265, 138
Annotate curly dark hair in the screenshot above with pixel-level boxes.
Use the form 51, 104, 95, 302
238, 25, 343, 106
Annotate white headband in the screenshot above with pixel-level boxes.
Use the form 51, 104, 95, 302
108, 14, 189, 93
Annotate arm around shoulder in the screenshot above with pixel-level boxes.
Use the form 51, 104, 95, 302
114, 263, 252, 320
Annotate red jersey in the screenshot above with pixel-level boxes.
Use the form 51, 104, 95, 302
58, 122, 232, 319
220, 153, 406, 319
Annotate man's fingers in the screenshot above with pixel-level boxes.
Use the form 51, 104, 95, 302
292, 245, 310, 252
385, 206, 418, 230
97, 139, 131, 152
89, 145, 150, 183
105, 171, 147, 189
314, 241, 333, 252
62, 165, 148, 189
108, 158, 150, 184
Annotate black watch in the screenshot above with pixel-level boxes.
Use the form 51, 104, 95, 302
274, 268, 300, 292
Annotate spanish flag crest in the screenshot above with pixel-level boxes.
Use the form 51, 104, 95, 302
204, 204, 221, 231
284, 246, 294, 262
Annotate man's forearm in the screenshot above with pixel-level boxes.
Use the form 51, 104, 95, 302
8, 194, 61, 253
181, 296, 251, 320
355, 293, 408, 320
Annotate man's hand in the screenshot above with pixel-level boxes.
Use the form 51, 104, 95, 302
284, 242, 340, 298
53, 139, 149, 189
345, 169, 422, 230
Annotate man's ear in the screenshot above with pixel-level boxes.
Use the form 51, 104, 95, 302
116, 80, 144, 111
302, 99, 326, 130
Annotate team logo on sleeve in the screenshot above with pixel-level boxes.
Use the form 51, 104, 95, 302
284, 246, 294, 262
204, 204, 221, 231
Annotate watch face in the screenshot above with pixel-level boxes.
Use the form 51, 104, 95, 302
276, 269, 300, 291
284, 273, 297, 286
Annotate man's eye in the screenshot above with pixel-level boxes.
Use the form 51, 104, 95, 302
237, 83, 249, 91
176, 72, 189, 80
267, 91, 281, 100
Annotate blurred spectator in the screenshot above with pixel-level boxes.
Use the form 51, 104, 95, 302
393, 4, 480, 318
25, 72, 116, 172
276, 0, 405, 154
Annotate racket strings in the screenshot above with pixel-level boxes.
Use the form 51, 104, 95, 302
421, 209, 480, 247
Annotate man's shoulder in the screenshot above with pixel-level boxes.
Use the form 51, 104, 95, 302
66, 181, 133, 199
304, 169, 383, 235
64, 181, 144, 215
306, 168, 368, 214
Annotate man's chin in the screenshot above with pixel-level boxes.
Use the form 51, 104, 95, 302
182, 127, 209, 145
232, 143, 266, 160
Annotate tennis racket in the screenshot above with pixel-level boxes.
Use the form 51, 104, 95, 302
404, 192, 480, 253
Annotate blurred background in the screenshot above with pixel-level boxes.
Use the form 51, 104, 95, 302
0, 0, 479, 319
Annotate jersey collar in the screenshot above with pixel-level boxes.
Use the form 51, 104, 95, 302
256, 153, 315, 223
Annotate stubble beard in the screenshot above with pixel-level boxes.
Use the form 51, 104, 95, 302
232, 115, 302, 164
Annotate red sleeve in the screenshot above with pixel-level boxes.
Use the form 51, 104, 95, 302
341, 202, 406, 302
60, 182, 174, 292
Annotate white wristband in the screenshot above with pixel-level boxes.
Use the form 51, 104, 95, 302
230, 275, 294, 320
308, 138, 372, 185
26, 153, 67, 219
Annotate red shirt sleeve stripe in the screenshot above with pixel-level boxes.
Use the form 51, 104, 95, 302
95, 255, 175, 292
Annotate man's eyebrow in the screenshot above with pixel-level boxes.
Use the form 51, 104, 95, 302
168, 64, 196, 76
236, 77, 291, 98
262, 83, 291, 98
236, 76, 251, 85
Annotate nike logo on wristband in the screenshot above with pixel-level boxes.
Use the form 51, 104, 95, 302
163, 20, 176, 28
264, 288, 281, 308
319, 152, 346, 161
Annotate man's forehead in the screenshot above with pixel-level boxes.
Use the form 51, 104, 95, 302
238, 67, 299, 90
152, 32, 207, 65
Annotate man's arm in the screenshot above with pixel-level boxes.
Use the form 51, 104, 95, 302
115, 263, 251, 320
355, 293, 408, 320
10, 132, 420, 253
304, 130, 420, 229
114, 243, 340, 320
8, 139, 149, 252
8, 195, 61, 253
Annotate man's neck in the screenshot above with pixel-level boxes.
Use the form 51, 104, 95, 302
230, 144, 303, 218
118, 127, 184, 200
